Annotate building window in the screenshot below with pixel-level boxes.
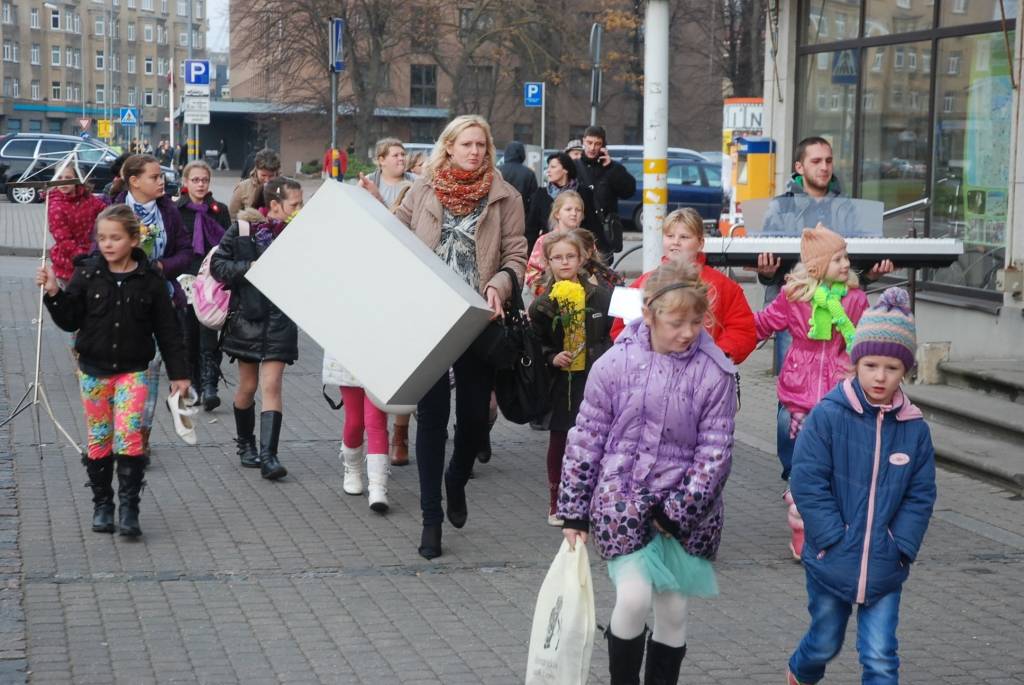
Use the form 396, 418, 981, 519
943, 92, 955, 112
894, 47, 904, 69
157, 25, 164, 44
95, 50, 103, 70
157, 57, 165, 75
128, 22, 135, 41
51, 80, 61, 99
178, 31, 187, 46
161, 0, 167, 12
466, 64, 495, 96
73, 13, 79, 33
908, 48, 917, 70
49, 120, 62, 133
909, 90, 920, 110
410, 64, 437, 106
195, 0, 202, 19
128, 0, 135, 8
891, 86, 903, 108
64, 83, 72, 100
817, 91, 828, 111
111, 53, 118, 71
952, 0, 966, 13
142, 0, 153, 10
112, 86, 119, 103
30, 43, 39, 65
30, 8, 39, 28
144, 57, 153, 74
897, 0, 911, 8
51, 46, 60, 66
5, 118, 21, 131
871, 49, 884, 71
127, 55, 135, 73
2, 3, 12, 24
831, 91, 841, 110
144, 89, 153, 106
65, 47, 73, 66
30, 80, 39, 100
144, 23, 153, 41
95, 85, 104, 103
947, 52, 960, 74
11, 78, 18, 97
94, 17, 104, 36
29, 119, 42, 132
128, 87, 136, 105
176, 0, 186, 15
3, 41, 12, 62
863, 90, 876, 111
2, 78, 10, 97
50, 8, 59, 29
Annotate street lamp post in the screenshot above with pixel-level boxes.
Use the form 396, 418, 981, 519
642, 0, 669, 270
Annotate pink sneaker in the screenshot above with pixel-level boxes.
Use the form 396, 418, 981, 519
784, 489, 804, 560
787, 669, 805, 685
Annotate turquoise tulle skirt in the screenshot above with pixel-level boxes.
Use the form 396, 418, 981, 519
607, 534, 719, 598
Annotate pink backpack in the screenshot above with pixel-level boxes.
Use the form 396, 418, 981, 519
193, 219, 249, 330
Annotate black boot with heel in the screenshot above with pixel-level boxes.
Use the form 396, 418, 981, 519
643, 635, 686, 685
418, 523, 442, 560
84, 455, 115, 533
607, 626, 647, 685
233, 404, 260, 468
259, 410, 287, 480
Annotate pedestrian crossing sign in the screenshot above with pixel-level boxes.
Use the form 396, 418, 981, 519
119, 107, 139, 126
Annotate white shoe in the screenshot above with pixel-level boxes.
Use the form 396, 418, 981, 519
547, 514, 564, 527
366, 453, 390, 513
166, 388, 199, 446
340, 444, 365, 495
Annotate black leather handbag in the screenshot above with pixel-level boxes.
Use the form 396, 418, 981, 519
473, 268, 551, 424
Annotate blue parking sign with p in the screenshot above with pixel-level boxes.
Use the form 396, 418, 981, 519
329, 18, 345, 72
524, 82, 544, 108
184, 59, 210, 85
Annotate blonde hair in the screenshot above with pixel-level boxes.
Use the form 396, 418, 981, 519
663, 207, 703, 240
567, 227, 597, 260
424, 115, 497, 180
549, 190, 584, 229
182, 160, 212, 182
406, 151, 427, 173
783, 260, 861, 302
374, 137, 405, 163
643, 257, 709, 320
541, 232, 586, 286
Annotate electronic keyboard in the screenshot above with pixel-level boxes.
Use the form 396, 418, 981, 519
702, 237, 963, 269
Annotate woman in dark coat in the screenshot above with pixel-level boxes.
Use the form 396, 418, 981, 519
114, 154, 191, 457
526, 151, 599, 254
177, 160, 231, 411
210, 177, 303, 482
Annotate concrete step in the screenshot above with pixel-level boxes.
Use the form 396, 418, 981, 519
904, 384, 1024, 445
939, 360, 1024, 404
926, 420, 1024, 493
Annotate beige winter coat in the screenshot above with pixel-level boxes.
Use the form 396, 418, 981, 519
393, 174, 527, 302
228, 176, 261, 220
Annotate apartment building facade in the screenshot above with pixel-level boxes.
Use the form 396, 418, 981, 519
0, 0, 208, 143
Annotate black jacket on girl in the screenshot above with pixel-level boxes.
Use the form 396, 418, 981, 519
43, 249, 189, 379
210, 209, 298, 363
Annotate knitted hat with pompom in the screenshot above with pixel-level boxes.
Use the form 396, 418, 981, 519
850, 287, 917, 371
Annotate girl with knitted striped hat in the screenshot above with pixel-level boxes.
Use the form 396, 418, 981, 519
753, 223, 869, 559
786, 287, 936, 684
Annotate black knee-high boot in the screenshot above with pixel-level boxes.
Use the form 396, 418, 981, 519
643, 634, 686, 685
608, 627, 647, 685
201, 349, 222, 411
233, 404, 260, 468
115, 456, 147, 537
83, 455, 115, 533
259, 410, 287, 480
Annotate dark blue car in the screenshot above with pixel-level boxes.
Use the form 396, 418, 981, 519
618, 157, 723, 229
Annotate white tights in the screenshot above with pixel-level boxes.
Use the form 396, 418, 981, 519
609, 563, 688, 648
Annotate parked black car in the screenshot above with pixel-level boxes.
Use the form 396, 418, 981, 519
0, 133, 180, 203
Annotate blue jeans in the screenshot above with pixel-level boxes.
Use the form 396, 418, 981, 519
777, 403, 796, 480
789, 574, 902, 684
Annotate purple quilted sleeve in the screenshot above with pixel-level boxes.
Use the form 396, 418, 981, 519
556, 350, 620, 524
662, 361, 736, 533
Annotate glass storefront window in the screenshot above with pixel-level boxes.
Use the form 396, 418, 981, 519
858, 40, 932, 232
929, 32, 1014, 291
800, 0, 862, 45
795, 49, 858, 189
865, 0, 935, 37
941, 0, 1017, 27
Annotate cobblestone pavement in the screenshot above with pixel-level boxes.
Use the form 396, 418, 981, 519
0, 230, 1023, 684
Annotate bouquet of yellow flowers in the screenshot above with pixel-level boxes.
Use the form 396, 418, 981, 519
550, 280, 587, 408
138, 222, 163, 258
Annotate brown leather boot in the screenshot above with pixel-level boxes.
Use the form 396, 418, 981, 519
140, 427, 152, 465
389, 423, 409, 466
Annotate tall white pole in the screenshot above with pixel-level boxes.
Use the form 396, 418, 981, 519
642, 0, 670, 271
169, 58, 175, 149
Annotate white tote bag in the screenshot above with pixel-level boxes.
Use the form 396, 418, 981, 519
525, 540, 596, 685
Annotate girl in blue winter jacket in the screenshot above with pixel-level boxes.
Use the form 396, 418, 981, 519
787, 288, 936, 685
559, 257, 737, 685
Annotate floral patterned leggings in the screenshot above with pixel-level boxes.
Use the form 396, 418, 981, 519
78, 371, 149, 460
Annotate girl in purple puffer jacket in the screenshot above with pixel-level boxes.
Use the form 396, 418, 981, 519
754, 224, 868, 560
558, 258, 737, 685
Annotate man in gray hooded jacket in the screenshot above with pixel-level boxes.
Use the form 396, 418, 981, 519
497, 141, 538, 217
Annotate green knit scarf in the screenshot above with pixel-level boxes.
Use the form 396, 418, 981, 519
808, 282, 856, 349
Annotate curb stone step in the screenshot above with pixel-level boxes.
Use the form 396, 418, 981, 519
904, 383, 1024, 445
926, 421, 1024, 493
939, 360, 1024, 405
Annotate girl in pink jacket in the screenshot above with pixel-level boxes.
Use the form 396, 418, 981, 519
754, 224, 868, 559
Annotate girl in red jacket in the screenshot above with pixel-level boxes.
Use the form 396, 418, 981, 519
610, 208, 757, 364
47, 161, 107, 286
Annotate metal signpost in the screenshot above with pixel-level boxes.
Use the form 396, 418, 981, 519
642, 1, 669, 270
524, 82, 545, 155
184, 59, 211, 161
329, 18, 345, 150
589, 23, 603, 126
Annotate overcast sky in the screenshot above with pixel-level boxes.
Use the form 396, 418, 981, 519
207, 0, 229, 52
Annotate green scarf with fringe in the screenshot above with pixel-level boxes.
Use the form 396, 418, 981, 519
808, 282, 856, 349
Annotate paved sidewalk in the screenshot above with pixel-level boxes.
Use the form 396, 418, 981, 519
1, 253, 1023, 684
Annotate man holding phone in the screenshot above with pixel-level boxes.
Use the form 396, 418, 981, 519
575, 125, 636, 263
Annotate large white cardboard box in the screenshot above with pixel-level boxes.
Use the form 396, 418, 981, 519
245, 180, 493, 405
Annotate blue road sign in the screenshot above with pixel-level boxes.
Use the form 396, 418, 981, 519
329, 18, 345, 72
831, 49, 858, 85
119, 107, 139, 126
524, 82, 544, 108
184, 59, 211, 85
